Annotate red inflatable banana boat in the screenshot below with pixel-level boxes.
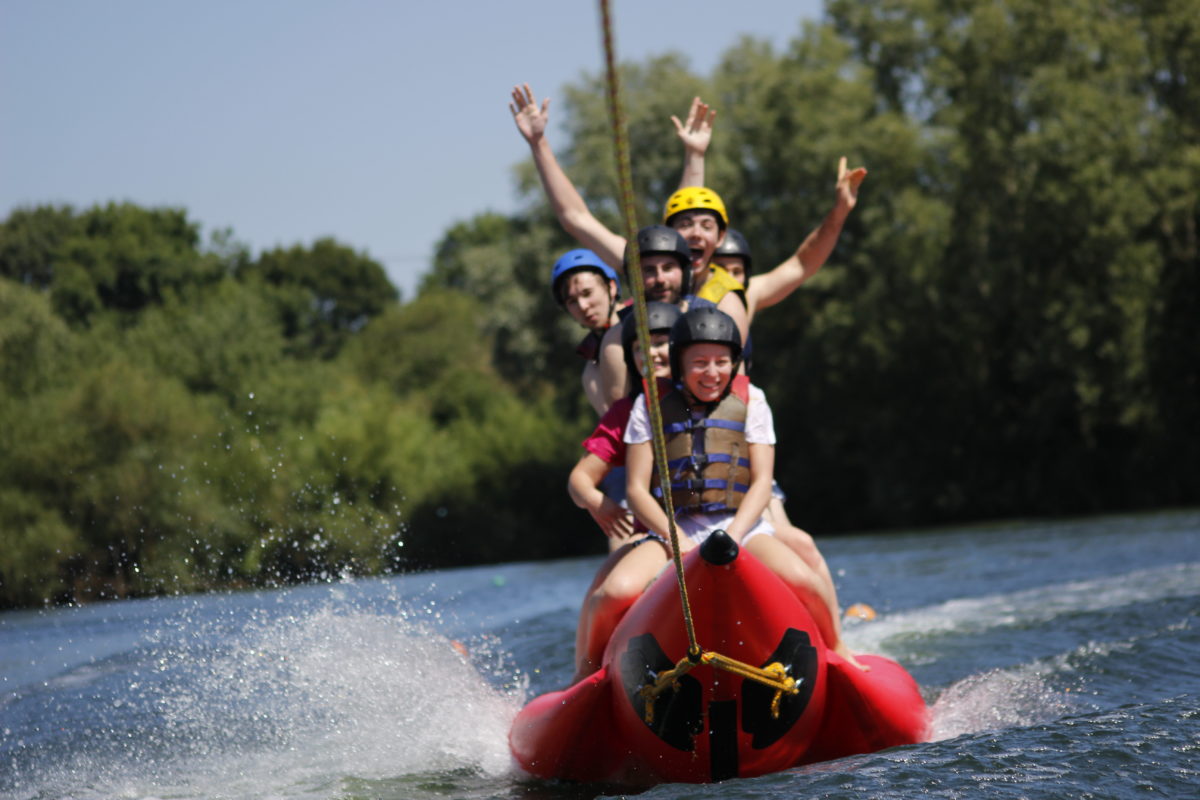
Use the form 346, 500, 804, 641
510, 531, 928, 784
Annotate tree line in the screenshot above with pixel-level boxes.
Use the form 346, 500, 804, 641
2, 0, 1197, 608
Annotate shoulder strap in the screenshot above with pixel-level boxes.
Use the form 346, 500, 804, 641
730, 374, 751, 404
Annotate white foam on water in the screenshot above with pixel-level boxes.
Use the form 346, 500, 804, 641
843, 560, 1200, 661
926, 660, 1077, 741
835, 561, 1200, 745
6, 604, 524, 800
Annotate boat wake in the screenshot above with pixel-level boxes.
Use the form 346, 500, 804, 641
843, 561, 1199, 659
838, 561, 1200, 742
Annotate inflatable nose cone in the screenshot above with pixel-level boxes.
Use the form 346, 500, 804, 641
700, 529, 739, 565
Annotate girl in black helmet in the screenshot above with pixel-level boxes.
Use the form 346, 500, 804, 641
567, 301, 681, 552
567, 302, 683, 678
625, 306, 775, 547
621, 307, 864, 671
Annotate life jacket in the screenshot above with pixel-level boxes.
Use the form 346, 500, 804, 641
688, 266, 754, 374
652, 375, 752, 515
694, 264, 746, 307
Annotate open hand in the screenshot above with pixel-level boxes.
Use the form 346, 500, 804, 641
509, 83, 550, 144
588, 497, 635, 540
671, 96, 717, 155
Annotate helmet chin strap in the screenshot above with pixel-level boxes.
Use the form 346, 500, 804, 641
591, 282, 619, 333
601, 283, 619, 331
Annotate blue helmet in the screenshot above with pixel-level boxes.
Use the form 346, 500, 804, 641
550, 249, 621, 305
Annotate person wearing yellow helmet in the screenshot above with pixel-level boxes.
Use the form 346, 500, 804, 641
665, 117, 865, 652
509, 84, 868, 678
659, 185, 748, 310
509, 84, 751, 351
668, 103, 867, 325
508, 86, 866, 352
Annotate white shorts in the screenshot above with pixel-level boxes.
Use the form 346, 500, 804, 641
676, 511, 776, 547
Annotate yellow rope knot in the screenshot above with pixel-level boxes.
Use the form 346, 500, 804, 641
637, 653, 800, 724
637, 655, 699, 724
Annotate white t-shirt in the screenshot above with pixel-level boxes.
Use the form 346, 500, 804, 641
624, 382, 777, 544
624, 383, 776, 446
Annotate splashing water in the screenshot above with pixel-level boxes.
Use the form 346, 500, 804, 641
4, 513, 1198, 800
2, 594, 523, 800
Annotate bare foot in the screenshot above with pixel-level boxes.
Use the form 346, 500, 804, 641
835, 640, 871, 672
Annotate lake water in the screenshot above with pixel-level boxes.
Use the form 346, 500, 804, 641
2, 510, 1198, 799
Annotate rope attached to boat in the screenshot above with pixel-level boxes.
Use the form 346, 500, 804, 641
597, 0, 696, 657
596, 0, 800, 720
639, 654, 799, 724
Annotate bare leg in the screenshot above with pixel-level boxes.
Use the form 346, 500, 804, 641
763, 501, 855, 650
573, 544, 632, 671
574, 539, 669, 682
766, 499, 832, 578
744, 534, 867, 671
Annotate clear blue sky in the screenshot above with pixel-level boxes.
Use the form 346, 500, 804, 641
1, 0, 821, 298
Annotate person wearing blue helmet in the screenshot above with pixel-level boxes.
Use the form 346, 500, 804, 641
508, 83, 866, 345
550, 248, 627, 416
510, 84, 751, 349
552, 248, 622, 333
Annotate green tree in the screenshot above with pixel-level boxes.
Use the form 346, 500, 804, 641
238, 238, 398, 359
338, 287, 585, 566
0, 203, 227, 327
0, 205, 78, 289
422, 213, 598, 415
121, 277, 288, 405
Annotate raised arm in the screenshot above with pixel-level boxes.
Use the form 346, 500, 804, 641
509, 84, 626, 267
746, 157, 868, 317
672, 96, 716, 189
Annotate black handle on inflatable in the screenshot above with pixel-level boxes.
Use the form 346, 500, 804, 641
700, 529, 739, 566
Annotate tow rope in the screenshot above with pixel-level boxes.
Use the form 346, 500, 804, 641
596, 0, 798, 719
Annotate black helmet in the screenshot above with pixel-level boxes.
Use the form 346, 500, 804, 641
628, 225, 692, 297
712, 228, 752, 285
621, 301, 683, 379
669, 306, 742, 384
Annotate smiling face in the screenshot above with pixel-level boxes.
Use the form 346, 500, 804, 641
680, 342, 735, 403
631, 332, 672, 379
560, 270, 616, 331
641, 253, 686, 305
669, 210, 726, 284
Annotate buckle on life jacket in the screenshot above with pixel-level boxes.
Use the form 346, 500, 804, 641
667, 453, 749, 476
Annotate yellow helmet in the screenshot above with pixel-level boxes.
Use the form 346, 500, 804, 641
662, 187, 728, 228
